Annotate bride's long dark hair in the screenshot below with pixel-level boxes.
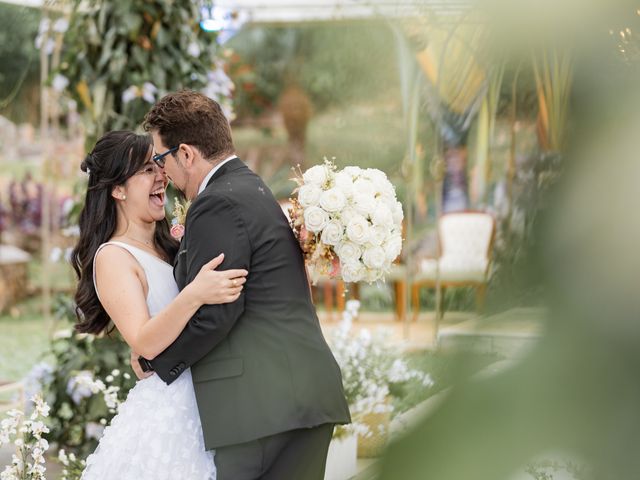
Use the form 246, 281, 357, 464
71, 131, 179, 334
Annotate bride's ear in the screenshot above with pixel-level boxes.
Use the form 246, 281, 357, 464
112, 186, 126, 201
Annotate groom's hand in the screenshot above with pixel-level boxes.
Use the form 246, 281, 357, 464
131, 350, 154, 380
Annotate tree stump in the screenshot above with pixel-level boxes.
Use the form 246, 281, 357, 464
0, 245, 31, 313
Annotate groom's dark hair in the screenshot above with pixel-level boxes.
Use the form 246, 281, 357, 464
143, 90, 234, 162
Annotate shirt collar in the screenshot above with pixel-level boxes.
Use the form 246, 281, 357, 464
197, 154, 238, 195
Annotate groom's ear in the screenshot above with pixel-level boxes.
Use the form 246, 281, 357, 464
178, 143, 197, 168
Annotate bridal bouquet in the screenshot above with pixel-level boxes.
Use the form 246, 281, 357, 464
289, 159, 403, 283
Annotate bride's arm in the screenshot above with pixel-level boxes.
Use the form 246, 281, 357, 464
94, 246, 247, 359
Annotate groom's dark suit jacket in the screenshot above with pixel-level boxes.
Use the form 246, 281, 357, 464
147, 158, 351, 450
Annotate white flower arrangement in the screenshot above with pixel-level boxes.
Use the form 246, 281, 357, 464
329, 301, 433, 439
66, 370, 125, 415
289, 159, 404, 284
57, 449, 86, 480
1, 369, 130, 480
0, 395, 51, 480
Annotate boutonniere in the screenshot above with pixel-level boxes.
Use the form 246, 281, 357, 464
170, 197, 191, 241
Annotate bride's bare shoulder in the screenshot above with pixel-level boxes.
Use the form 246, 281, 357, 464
94, 243, 141, 276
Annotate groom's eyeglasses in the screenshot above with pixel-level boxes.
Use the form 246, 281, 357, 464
152, 146, 178, 168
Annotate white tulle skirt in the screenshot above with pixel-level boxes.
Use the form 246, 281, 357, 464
81, 369, 216, 480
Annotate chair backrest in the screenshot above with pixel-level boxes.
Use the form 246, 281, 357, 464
438, 212, 495, 260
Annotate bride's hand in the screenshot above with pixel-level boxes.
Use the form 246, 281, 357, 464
130, 350, 154, 380
189, 253, 248, 305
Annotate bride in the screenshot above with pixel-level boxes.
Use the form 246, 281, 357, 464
71, 130, 248, 479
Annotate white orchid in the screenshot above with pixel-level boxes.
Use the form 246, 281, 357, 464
0, 396, 51, 480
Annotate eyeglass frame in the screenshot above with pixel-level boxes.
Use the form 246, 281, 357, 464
152, 146, 178, 168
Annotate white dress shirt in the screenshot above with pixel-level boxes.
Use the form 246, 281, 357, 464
197, 155, 238, 196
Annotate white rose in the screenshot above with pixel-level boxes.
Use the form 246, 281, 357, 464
371, 203, 393, 226
320, 220, 344, 246
346, 216, 371, 245
319, 187, 346, 212
353, 178, 375, 197
303, 165, 329, 186
392, 201, 404, 224
384, 234, 403, 262
298, 184, 322, 207
369, 225, 387, 246
339, 206, 359, 224
304, 206, 329, 233
364, 168, 389, 190
336, 241, 362, 263
362, 246, 387, 270
341, 261, 365, 283
380, 191, 397, 209
364, 268, 384, 283
333, 171, 354, 198
353, 194, 377, 217
379, 177, 397, 198
343, 166, 363, 179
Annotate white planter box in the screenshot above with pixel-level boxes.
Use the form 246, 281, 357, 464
324, 434, 358, 480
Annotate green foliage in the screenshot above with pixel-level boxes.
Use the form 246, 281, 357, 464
36, 297, 135, 457
488, 152, 562, 311
525, 459, 590, 480
42, 329, 134, 457
0, 3, 40, 122
57, 0, 222, 145
227, 22, 399, 116
393, 350, 501, 415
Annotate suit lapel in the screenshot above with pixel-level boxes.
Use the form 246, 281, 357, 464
173, 237, 186, 287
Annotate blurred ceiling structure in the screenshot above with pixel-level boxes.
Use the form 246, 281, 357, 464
0, 0, 471, 22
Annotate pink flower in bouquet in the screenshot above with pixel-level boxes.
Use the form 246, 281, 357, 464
170, 223, 185, 240
330, 256, 341, 277
300, 226, 310, 243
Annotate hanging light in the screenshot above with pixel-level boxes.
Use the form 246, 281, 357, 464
200, 2, 228, 32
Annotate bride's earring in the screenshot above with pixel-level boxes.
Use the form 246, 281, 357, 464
122, 195, 127, 201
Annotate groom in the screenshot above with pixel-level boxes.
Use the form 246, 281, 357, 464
136, 90, 350, 480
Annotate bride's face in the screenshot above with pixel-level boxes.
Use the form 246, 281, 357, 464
113, 155, 168, 224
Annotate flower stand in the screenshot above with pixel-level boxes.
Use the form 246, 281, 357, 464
357, 408, 391, 458
324, 433, 357, 480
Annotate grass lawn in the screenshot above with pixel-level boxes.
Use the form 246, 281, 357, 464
0, 298, 51, 383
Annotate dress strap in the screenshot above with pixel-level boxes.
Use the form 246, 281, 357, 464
92, 241, 143, 303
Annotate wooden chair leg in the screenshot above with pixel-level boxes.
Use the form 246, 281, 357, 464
336, 280, 345, 314
411, 284, 421, 322
434, 284, 444, 344
351, 283, 360, 300
441, 287, 447, 321
394, 280, 406, 322
475, 284, 487, 314
324, 282, 333, 321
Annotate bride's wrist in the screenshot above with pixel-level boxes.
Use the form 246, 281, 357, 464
182, 283, 204, 308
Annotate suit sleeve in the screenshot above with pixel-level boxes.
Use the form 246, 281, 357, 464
149, 193, 250, 384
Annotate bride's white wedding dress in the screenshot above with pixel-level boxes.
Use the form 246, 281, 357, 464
81, 241, 216, 480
